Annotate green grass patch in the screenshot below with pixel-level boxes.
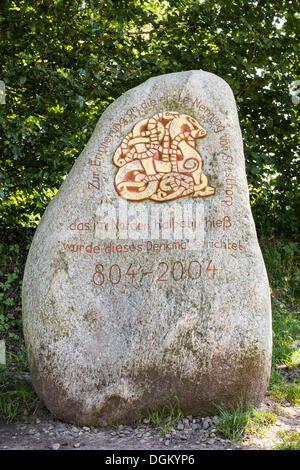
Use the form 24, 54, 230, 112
268, 370, 300, 406
271, 298, 300, 367
214, 400, 278, 443
274, 430, 300, 450
244, 407, 277, 435
0, 381, 40, 422
214, 400, 250, 442
0, 348, 41, 422
0, 347, 29, 385
267, 289, 300, 406
139, 396, 184, 434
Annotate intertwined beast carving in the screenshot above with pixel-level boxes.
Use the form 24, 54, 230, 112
113, 111, 215, 202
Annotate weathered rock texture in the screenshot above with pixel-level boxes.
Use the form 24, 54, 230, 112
22, 70, 272, 425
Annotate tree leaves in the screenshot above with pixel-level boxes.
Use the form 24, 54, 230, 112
0, 0, 299, 236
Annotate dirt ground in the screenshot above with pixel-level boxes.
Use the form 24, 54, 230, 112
0, 394, 299, 451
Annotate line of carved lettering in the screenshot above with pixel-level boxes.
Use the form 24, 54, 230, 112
94, 95, 226, 159
91, 259, 217, 286
68, 216, 232, 233
59, 238, 243, 253
219, 134, 234, 207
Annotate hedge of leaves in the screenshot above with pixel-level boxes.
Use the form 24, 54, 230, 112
0, 0, 299, 237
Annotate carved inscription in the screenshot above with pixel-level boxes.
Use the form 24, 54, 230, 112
113, 112, 215, 202
67, 98, 240, 289
91, 259, 217, 286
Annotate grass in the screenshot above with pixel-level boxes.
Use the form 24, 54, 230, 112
274, 430, 300, 450
268, 296, 300, 406
0, 348, 41, 422
261, 238, 300, 409
214, 400, 250, 443
0, 381, 40, 422
244, 407, 277, 435
271, 298, 300, 368
138, 396, 184, 434
268, 377, 300, 406
214, 401, 278, 443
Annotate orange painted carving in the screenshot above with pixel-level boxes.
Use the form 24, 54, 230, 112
113, 111, 215, 202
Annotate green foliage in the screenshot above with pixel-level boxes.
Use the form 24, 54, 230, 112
215, 401, 277, 442
0, 245, 22, 341
260, 238, 300, 301
244, 407, 277, 435
261, 237, 300, 406
0, 381, 40, 421
214, 400, 250, 442
0, 348, 40, 422
269, 369, 300, 405
4, 347, 28, 373
141, 396, 184, 434
0, 0, 299, 236
0, 229, 33, 353
271, 298, 300, 367
274, 430, 300, 450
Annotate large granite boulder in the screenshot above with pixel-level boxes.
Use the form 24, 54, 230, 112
22, 70, 272, 426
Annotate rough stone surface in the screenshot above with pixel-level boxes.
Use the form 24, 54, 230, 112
22, 70, 272, 426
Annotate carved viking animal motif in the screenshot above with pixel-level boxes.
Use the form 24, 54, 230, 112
113, 111, 215, 202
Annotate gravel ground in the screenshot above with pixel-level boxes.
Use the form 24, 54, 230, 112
1, 369, 299, 451
1, 402, 299, 451
0, 414, 246, 451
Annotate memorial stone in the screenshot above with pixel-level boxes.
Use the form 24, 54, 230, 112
22, 70, 272, 425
